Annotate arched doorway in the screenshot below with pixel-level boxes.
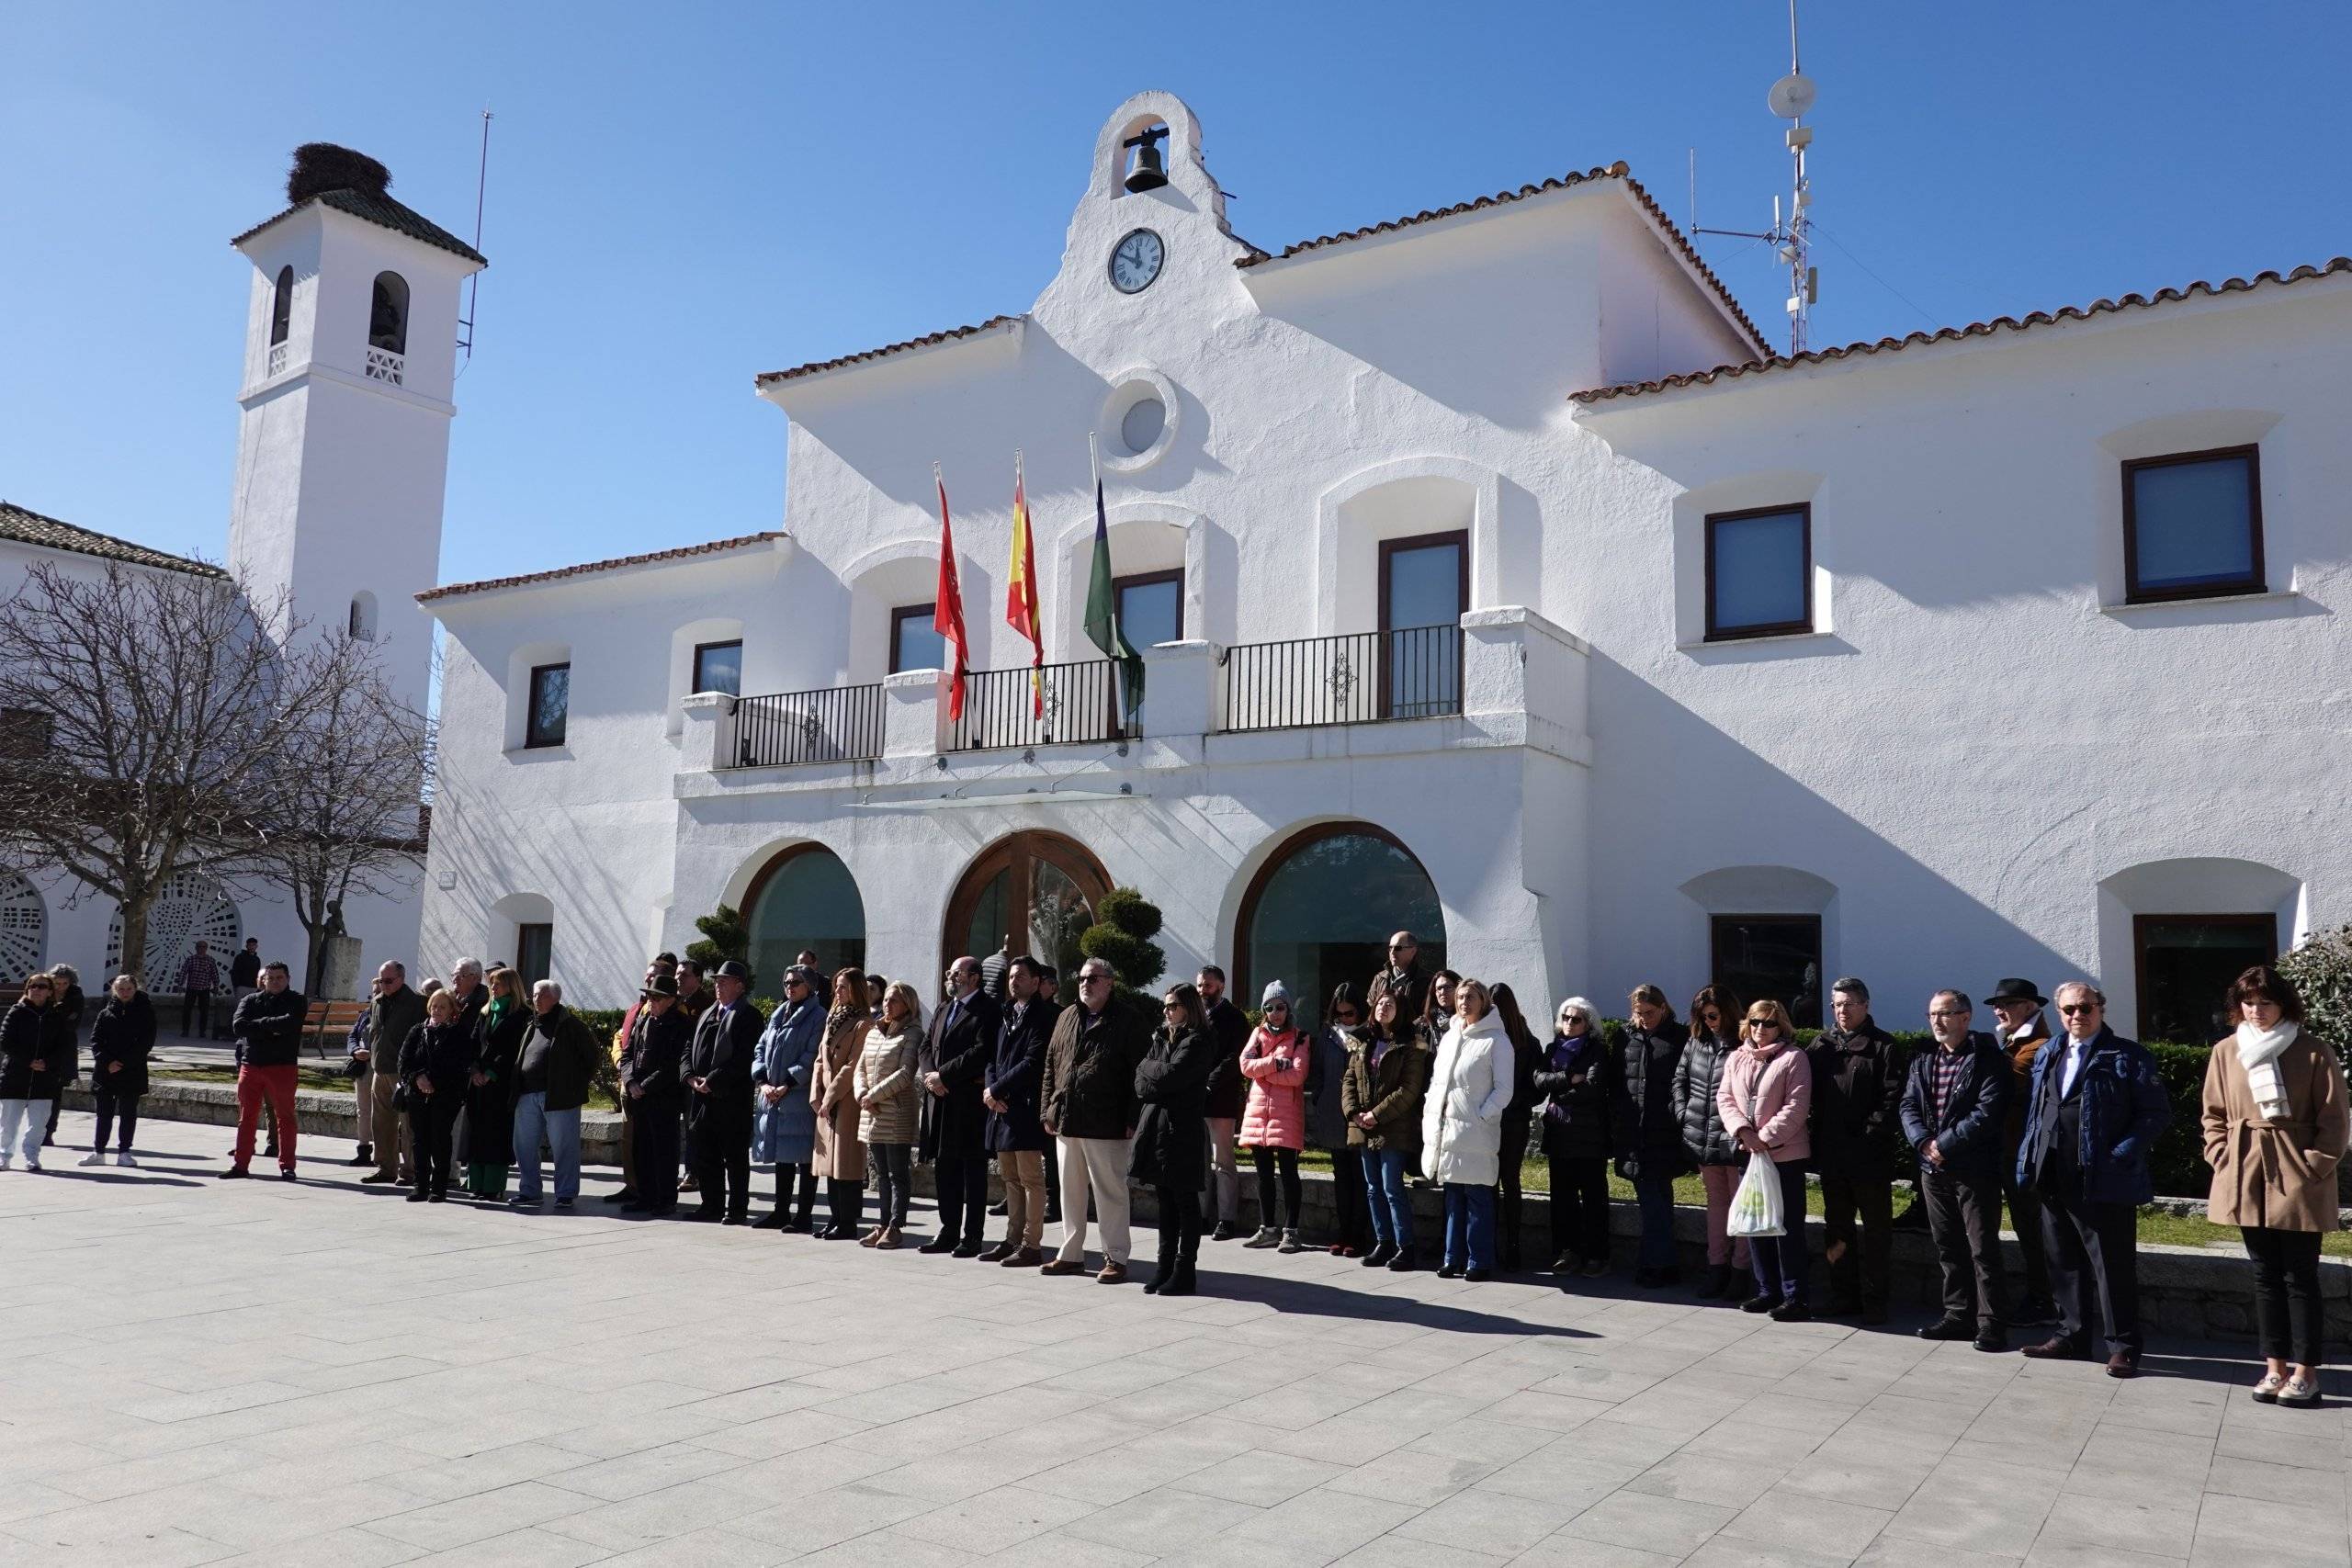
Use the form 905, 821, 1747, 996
944, 831, 1111, 982
1237, 823, 1446, 1023
743, 844, 866, 986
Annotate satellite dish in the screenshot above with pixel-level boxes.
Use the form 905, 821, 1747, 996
1768, 73, 1817, 119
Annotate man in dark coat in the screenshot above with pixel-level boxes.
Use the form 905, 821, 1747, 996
980, 955, 1057, 1266
2017, 981, 2172, 1377
1986, 977, 2059, 1325
1807, 976, 1905, 1323
361, 963, 427, 1185
1611, 988, 1688, 1285
685, 960, 763, 1224
1366, 932, 1430, 1040
224, 962, 307, 1180
509, 981, 603, 1208
1039, 958, 1147, 1282
918, 955, 1001, 1257
1900, 990, 2013, 1351
1198, 964, 1250, 1241
623, 975, 690, 1217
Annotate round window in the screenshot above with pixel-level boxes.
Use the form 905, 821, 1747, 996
1120, 396, 1166, 456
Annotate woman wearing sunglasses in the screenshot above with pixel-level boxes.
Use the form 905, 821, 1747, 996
1716, 998, 1815, 1320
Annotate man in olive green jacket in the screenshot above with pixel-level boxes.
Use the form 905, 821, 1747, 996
360, 963, 426, 1185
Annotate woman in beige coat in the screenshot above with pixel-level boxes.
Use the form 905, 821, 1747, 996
809, 967, 872, 1241
2201, 964, 2347, 1406
855, 981, 924, 1248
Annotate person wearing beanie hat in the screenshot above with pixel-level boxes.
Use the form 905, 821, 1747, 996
1238, 980, 1312, 1252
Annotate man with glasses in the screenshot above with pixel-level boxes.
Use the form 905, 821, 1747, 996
360, 961, 426, 1186
2017, 981, 2172, 1377
1901, 991, 2013, 1351
1367, 933, 1428, 1040
1985, 977, 2059, 1325
980, 955, 1057, 1266
1039, 957, 1146, 1281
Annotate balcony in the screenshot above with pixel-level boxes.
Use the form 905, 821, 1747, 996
365, 346, 405, 387
949, 660, 1125, 753
730, 683, 885, 768
1218, 624, 1461, 734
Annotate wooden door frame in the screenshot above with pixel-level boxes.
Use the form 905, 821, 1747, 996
942, 830, 1112, 968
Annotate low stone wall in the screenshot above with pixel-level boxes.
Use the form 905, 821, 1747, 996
62, 1079, 627, 1166
908, 1162, 2349, 1346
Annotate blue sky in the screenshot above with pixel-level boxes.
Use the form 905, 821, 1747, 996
3, 2, 2344, 585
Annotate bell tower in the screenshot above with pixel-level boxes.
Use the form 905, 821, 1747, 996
227, 143, 485, 715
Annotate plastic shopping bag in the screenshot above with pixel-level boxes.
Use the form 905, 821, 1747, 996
1726, 1154, 1785, 1239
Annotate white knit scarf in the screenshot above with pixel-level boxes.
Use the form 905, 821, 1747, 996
2234, 1019, 2300, 1122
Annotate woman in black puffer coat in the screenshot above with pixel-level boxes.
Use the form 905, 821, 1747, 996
1671, 985, 1748, 1299
400, 989, 477, 1203
86, 976, 155, 1165
1131, 984, 1222, 1298
1534, 996, 1612, 1276
1611, 985, 1690, 1286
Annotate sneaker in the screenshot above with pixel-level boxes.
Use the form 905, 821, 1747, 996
279, 1168, 298, 1182
24, 1158, 40, 1173
77, 1152, 107, 1168
1242, 1227, 1278, 1249
115, 1152, 137, 1168
1276, 1230, 1304, 1255
0, 1156, 12, 1171
219, 1166, 249, 1179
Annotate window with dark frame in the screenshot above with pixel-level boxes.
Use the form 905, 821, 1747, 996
368, 271, 410, 355
2122, 446, 2265, 604
268, 266, 294, 347
1710, 913, 1824, 1029
515, 923, 553, 990
2133, 912, 2278, 1044
691, 639, 742, 697
1704, 504, 1813, 640
525, 662, 570, 749
1378, 530, 1467, 719
1113, 569, 1183, 651
889, 603, 946, 674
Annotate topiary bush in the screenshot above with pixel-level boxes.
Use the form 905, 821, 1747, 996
1079, 886, 1166, 991
685, 904, 749, 970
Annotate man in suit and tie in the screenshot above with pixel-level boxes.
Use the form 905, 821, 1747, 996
979, 955, 1058, 1266
685, 960, 763, 1224
918, 955, 1001, 1257
2016, 980, 2171, 1377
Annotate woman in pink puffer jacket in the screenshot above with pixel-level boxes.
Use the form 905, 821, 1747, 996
1239, 980, 1310, 1253
1716, 998, 1815, 1321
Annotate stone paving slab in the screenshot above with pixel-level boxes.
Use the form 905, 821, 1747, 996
2, 1111, 2347, 1568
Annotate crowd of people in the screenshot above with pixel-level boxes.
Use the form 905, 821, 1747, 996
0, 931, 2343, 1403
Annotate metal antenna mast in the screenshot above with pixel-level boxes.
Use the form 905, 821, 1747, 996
458, 107, 492, 362
1692, 0, 1820, 355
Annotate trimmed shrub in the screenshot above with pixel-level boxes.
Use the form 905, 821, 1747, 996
685, 904, 749, 970
1080, 886, 1167, 991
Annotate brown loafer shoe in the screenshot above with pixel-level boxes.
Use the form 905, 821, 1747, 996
2020, 1336, 2089, 1360
1096, 1261, 1129, 1284
1001, 1247, 1044, 1268
1039, 1258, 1085, 1276
975, 1242, 1014, 1263
2106, 1349, 2140, 1379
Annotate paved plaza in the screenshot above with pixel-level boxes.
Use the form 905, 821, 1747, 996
4, 1112, 2346, 1568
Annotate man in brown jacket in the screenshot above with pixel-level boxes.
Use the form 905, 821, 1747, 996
1039, 958, 1146, 1282
1986, 977, 2058, 1325
357, 962, 425, 1186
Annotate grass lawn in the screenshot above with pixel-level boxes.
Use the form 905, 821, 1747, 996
152, 1068, 623, 1112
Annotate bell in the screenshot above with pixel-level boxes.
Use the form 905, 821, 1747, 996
1123, 130, 1169, 193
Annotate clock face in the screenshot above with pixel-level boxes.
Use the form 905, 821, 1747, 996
1109, 229, 1165, 294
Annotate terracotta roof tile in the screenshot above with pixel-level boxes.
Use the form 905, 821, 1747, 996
1235, 162, 1770, 355
1571, 256, 2352, 405
418, 531, 786, 604
756, 315, 1023, 388
231, 187, 487, 265
0, 500, 223, 577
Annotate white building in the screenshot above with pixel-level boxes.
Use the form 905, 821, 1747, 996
1, 145, 479, 1000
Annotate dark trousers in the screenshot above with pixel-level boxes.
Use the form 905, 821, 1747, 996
1922, 1166, 2008, 1328
1325, 1143, 1372, 1248
1746, 1158, 1810, 1302
1550, 1156, 1611, 1264
2244, 1226, 2324, 1367
1818, 1166, 1894, 1309
695, 1124, 752, 1219
935, 1153, 986, 1244
181, 989, 211, 1038
2041, 1184, 2141, 1352
2002, 1167, 2052, 1302
872, 1143, 912, 1228
1497, 1117, 1530, 1269
774, 1161, 816, 1224
631, 1100, 681, 1213
408, 1093, 459, 1197
1252, 1145, 1301, 1230
1154, 1184, 1202, 1281
92, 1089, 139, 1152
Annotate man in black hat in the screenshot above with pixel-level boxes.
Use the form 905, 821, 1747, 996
623, 975, 690, 1217
1986, 976, 2059, 1325
684, 960, 763, 1224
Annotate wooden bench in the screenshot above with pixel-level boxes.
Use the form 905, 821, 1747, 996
301, 999, 370, 1059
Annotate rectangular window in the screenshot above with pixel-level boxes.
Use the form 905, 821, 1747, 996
1114, 570, 1183, 651
2123, 446, 2264, 603
1379, 531, 1466, 719
890, 603, 946, 675
691, 639, 742, 697
2133, 912, 2278, 1043
515, 923, 553, 990
525, 662, 569, 749
1705, 504, 1813, 639
1710, 913, 1824, 1029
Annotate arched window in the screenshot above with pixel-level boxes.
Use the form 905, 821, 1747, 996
347, 591, 378, 641
107, 870, 242, 993
0, 871, 46, 984
269, 265, 294, 347
745, 844, 867, 983
369, 271, 410, 355
944, 832, 1108, 981
1236, 823, 1445, 1013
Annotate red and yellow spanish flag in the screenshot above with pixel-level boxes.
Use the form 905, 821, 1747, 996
1005, 450, 1044, 716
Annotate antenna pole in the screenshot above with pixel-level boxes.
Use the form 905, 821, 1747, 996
1781, 0, 1813, 355
458, 107, 492, 360
1688, 147, 1697, 234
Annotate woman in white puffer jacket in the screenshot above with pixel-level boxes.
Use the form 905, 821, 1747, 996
1422, 978, 1515, 1280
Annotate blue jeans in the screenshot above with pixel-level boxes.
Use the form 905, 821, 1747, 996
1360, 1148, 1414, 1251
1745, 1157, 1810, 1303
513, 1092, 582, 1201
1634, 1173, 1679, 1269
1442, 1183, 1495, 1270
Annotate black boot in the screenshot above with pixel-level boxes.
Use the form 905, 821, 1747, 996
1146, 1226, 1176, 1294
1163, 1226, 1201, 1296
348, 1143, 373, 1168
